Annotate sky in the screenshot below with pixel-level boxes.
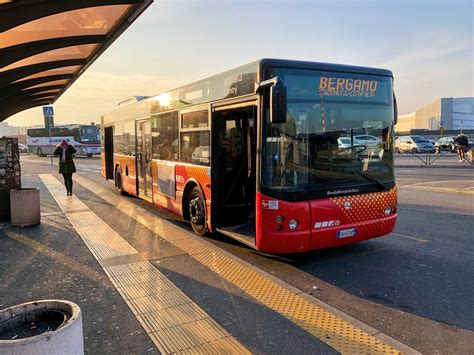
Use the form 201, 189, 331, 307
6, 0, 474, 127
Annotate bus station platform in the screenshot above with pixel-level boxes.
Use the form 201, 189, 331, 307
1, 171, 421, 354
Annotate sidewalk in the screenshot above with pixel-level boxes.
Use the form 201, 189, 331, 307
0, 174, 156, 354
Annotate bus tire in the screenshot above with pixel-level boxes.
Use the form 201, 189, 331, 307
87, 153, 93, 158
37, 148, 43, 157
188, 186, 207, 236
115, 168, 128, 196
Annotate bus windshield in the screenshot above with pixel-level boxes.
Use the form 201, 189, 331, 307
79, 126, 100, 143
263, 68, 394, 193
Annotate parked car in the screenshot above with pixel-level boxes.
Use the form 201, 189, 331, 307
337, 137, 352, 149
435, 136, 456, 153
338, 135, 380, 149
435, 136, 473, 154
18, 143, 28, 154
354, 135, 381, 149
395, 135, 434, 153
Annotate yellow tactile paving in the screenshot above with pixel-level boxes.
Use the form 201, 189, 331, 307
39, 174, 250, 354
126, 291, 190, 315
179, 336, 251, 354
73, 173, 412, 354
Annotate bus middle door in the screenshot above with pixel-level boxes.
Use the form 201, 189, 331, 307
137, 119, 152, 200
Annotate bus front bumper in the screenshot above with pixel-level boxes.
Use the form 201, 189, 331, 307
256, 187, 397, 254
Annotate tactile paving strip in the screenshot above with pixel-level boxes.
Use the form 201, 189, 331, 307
73, 174, 407, 354
40, 174, 249, 354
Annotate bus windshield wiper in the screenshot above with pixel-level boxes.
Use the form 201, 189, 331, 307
358, 172, 387, 190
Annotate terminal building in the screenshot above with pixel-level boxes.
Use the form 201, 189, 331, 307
396, 97, 474, 133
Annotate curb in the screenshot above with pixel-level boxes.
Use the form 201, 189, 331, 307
396, 164, 474, 169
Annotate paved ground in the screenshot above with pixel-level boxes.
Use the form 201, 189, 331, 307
1, 155, 473, 354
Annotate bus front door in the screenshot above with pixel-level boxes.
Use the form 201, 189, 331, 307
213, 103, 257, 248
137, 120, 152, 200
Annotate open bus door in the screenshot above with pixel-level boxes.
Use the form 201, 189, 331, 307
212, 101, 257, 248
104, 126, 114, 179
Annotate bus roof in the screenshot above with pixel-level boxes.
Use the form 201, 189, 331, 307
258, 58, 393, 78
103, 58, 393, 123
27, 124, 97, 132
149, 58, 393, 99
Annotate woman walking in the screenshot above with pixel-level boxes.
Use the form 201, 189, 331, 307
54, 139, 76, 195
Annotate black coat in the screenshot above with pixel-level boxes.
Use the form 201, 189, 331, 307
54, 145, 77, 174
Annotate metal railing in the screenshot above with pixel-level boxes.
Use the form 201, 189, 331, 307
396, 149, 473, 166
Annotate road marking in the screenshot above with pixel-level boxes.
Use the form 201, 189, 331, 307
402, 185, 474, 195
39, 174, 249, 354
74, 174, 419, 355
398, 179, 474, 195
391, 232, 428, 243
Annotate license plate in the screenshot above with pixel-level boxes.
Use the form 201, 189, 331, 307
337, 228, 357, 239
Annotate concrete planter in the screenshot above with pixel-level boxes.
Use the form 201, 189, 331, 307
10, 188, 40, 227
0, 300, 83, 355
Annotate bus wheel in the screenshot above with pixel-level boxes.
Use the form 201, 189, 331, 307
87, 153, 93, 158
115, 169, 128, 196
37, 148, 43, 157
189, 187, 206, 235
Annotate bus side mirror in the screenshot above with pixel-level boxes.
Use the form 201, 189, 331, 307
393, 93, 398, 125
257, 77, 287, 124
270, 79, 287, 124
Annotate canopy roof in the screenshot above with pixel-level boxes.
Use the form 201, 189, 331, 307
0, 0, 153, 122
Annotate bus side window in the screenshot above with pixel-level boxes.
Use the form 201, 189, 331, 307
152, 112, 178, 161
123, 121, 135, 156
113, 124, 124, 155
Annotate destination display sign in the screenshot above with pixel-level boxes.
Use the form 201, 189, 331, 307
319, 77, 378, 98
271, 68, 392, 105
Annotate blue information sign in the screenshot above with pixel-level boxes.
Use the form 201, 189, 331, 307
43, 106, 54, 117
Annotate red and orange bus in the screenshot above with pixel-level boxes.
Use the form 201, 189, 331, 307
101, 59, 397, 253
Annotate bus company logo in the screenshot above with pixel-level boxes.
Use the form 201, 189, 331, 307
327, 188, 359, 196
176, 175, 185, 183
314, 220, 340, 229
343, 201, 351, 210
319, 77, 378, 98
261, 200, 279, 210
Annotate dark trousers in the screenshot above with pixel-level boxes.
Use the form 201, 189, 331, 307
62, 173, 73, 193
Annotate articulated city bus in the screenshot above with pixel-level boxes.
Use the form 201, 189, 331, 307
27, 125, 101, 157
101, 59, 397, 253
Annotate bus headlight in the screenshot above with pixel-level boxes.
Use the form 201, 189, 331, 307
288, 219, 298, 230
